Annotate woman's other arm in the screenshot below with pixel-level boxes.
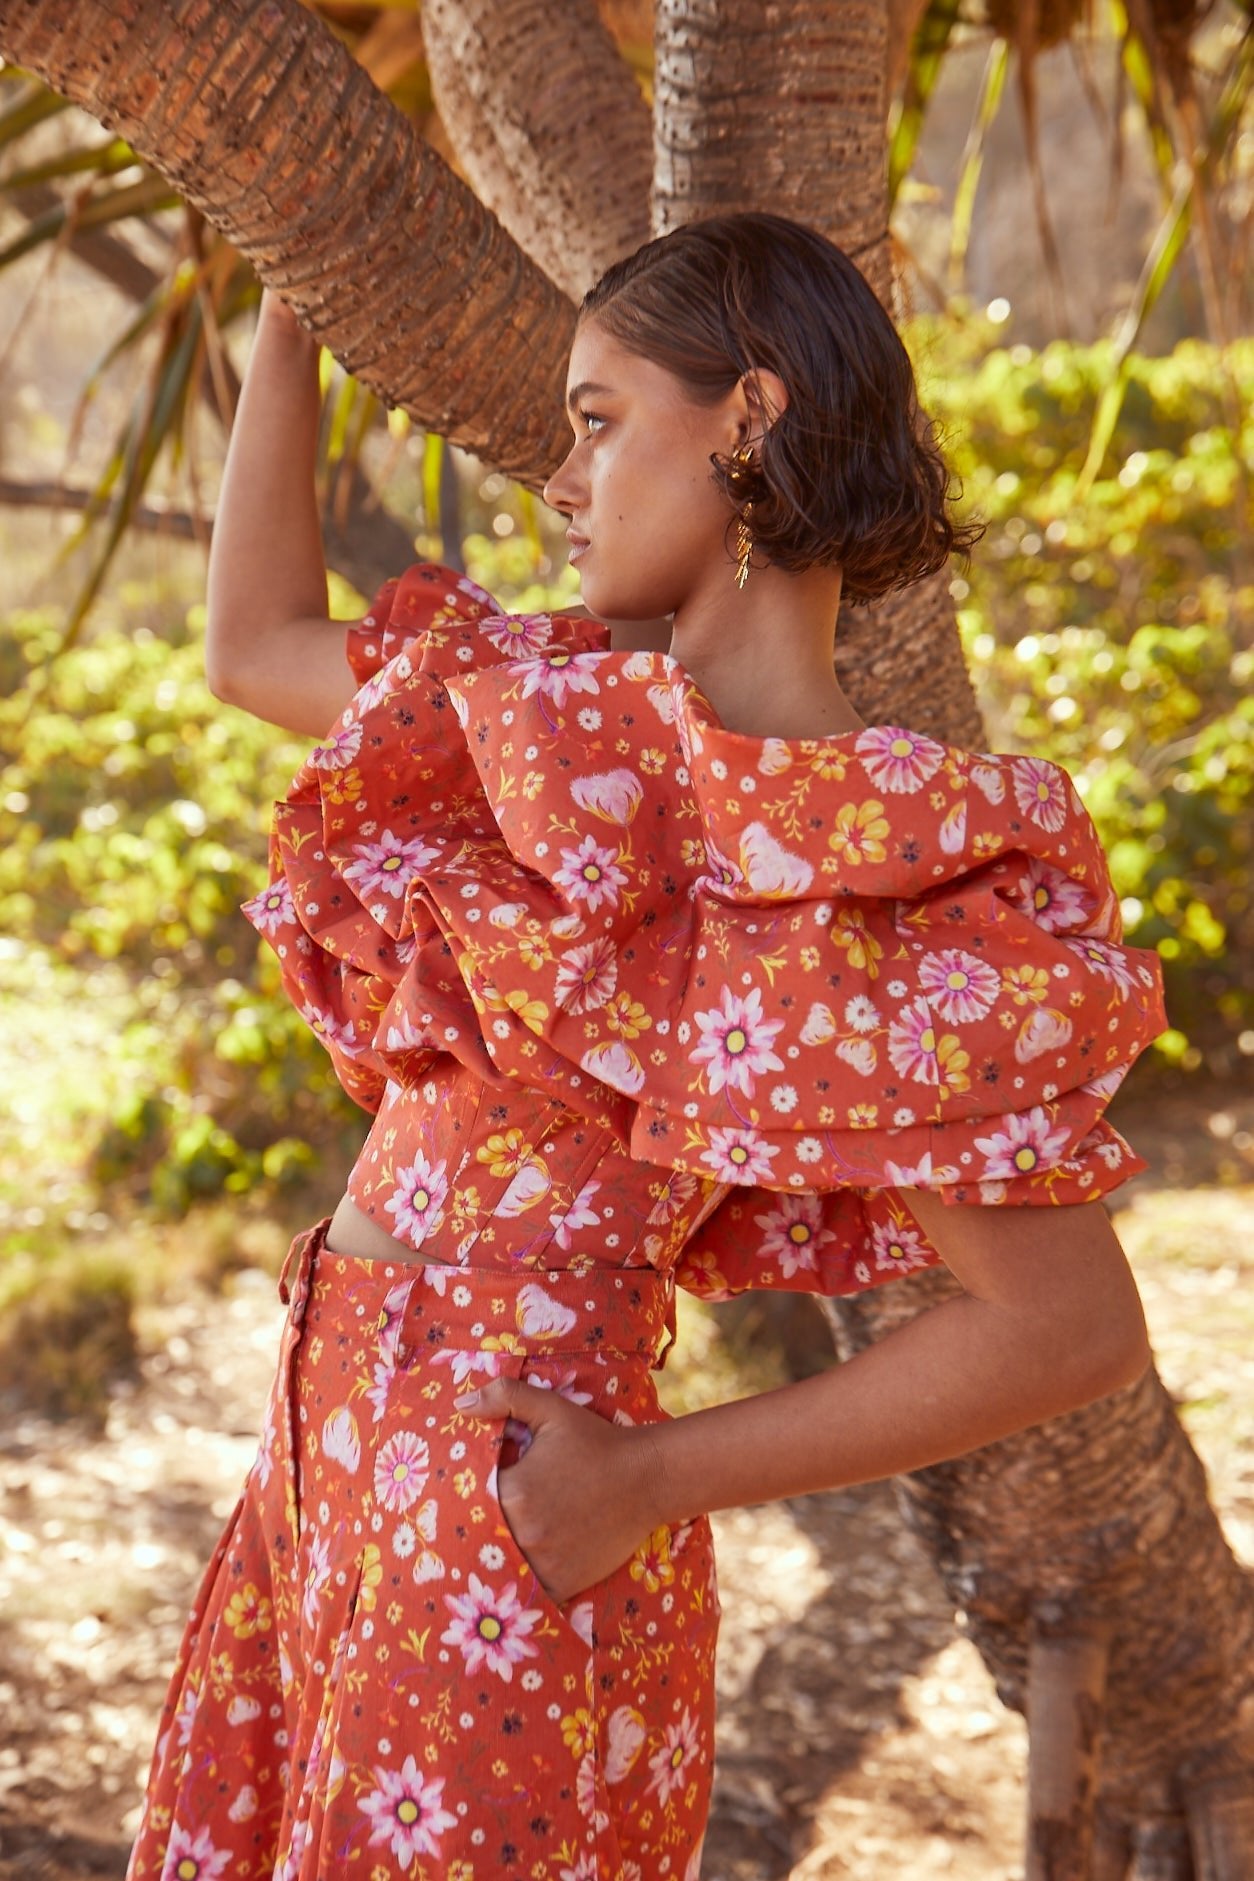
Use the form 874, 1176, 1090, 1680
204, 294, 358, 737
463, 1196, 1151, 1602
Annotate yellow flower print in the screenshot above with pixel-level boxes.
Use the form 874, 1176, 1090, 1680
828, 799, 889, 867
323, 766, 364, 806
522, 770, 545, 801
630, 1525, 676, 1595
518, 934, 550, 971
447, 1864, 474, 1881
680, 837, 706, 867
1003, 964, 1050, 1006
818, 1105, 836, 1126
478, 1130, 529, 1177
640, 748, 667, 777
811, 748, 848, 781
504, 987, 551, 1035
605, 993, 653, 1041
971, 830, 1005, 860
482, 1331, 525, 1355
224, 1583, 272, 1640
453, 1469, 477, 1499
848, 1102, 879, 1127
935, 1034, 970, 1099
561, 1709, 595, 1758
358, 1544, 383, 1613
830, 907, 884, 977
799, 945, 821, 971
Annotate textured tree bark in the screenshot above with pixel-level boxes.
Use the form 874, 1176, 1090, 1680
1027, 1629, 1110, 1881
421, 0, 651, 299
0, 0, 576, 484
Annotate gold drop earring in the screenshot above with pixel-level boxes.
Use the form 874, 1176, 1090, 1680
731, 444, 755, 590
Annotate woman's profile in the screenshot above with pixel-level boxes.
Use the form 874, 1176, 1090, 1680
126, 212, 1163, 1880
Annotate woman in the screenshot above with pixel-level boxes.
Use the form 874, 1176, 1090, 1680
129, 214, 1162, 1881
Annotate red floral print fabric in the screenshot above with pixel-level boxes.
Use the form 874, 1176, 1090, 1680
128, 1224, 717, 1881
243, 563, 1165, 1298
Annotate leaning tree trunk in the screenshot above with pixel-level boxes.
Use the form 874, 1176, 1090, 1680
0, 0, 578, 482
650, 2, 1254, 1875
421, 0, 652, 300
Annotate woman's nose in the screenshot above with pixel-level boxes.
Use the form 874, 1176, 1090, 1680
543, 445, 581, 516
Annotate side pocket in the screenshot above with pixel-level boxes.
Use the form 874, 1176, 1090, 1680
461, 1396, 598, 1655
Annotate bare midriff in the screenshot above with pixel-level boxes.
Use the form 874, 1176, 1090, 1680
325, 1194, 452, 1267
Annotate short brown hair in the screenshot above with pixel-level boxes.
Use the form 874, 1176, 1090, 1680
581, 214, 981, 602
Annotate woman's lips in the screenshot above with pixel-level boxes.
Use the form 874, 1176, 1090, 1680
566, 531, 590, 564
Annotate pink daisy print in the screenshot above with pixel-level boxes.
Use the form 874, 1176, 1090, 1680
383, 1151, 449, 1244
553, 835, 629, 913
309, 717, 363, 771
1067, 935, 1139, 998
514, 647, 603, 708
301, 1533, 332, 1628
700, 1126, 780, 1184
374, 1430, 431, 1513
243, 879, 294, 936
358, 1757, 458, 1865
482, 613, 554, 657
342, 828, 440, 902
689, 985, 785, 1098
752, 1196, 837, 1279
1012, 757, 1071, 833
441, 1574, 542, 1680
856, 726, 946, 794
887, 997, 943, 1085
161, 1822, 231, 1880
917, 948, 1001, 1024
870, 1218, 933, 1274
974, 1106, 1072, 1179
554, 938, 619, 1013
647, 1707, 702, 1807
1017, 857, 1093, 933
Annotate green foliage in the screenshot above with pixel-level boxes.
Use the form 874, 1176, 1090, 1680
0, 599, 363, 1224
914, 327, 1254, 1068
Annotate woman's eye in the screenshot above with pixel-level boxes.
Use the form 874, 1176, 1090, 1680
578, 409, 606, 433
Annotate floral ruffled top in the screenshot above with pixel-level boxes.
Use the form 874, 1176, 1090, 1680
244, 563, 1166, 1297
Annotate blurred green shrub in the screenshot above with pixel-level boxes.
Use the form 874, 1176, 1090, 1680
0, 605, 361, 1217
915, 328, 1252, 1071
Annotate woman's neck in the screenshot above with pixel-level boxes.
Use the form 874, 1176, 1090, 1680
669, 562, 863, 740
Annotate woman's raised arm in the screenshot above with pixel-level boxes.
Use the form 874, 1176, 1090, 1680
459, 1197, 1152, 1603
204, 293, 358, 737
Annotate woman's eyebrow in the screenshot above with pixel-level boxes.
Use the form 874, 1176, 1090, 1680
566, 381, 615, 413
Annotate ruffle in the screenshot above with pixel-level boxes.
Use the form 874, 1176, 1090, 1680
246, 563, 1166, 1223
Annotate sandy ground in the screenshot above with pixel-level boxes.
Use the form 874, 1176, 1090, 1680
2, 1098, 1252, 1878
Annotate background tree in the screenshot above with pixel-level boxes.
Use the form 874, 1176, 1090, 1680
0, 1, 1251, 1875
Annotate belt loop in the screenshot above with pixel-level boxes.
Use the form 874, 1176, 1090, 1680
278, 1218, 327, 1305
653, 1278, 678, 1371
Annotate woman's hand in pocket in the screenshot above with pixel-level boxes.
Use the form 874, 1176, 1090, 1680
456, 1377, 665, 1604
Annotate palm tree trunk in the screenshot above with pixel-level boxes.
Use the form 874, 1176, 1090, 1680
422, 0, 651, 299
0, 0, 577, 484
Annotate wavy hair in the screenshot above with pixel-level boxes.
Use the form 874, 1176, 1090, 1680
580, 213, 982, 601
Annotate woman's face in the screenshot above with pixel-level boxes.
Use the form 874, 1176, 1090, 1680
543, 318, 746, 621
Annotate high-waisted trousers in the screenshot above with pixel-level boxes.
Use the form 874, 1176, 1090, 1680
126, 1222, 719, 1881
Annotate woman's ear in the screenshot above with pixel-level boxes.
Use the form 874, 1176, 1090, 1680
740, 368, 789, 445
